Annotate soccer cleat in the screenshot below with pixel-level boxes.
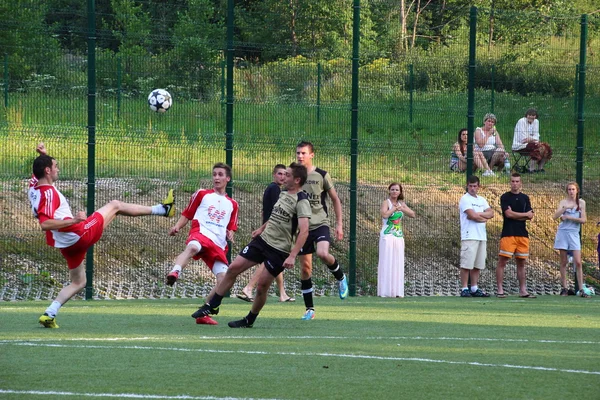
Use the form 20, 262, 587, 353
460, 289, 471, 297
191, 303, 219, 319
228, 318, 253, 328
196, 316, 218, 325
162, 189, 175, 217
471, 288, 490, 297
301, 309, 315, 320
338, 275, 349, 300
166, 271, 179, 286
560, 288, 568, 296
39, 314, 59, 328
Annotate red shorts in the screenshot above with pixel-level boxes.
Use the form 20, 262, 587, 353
186, 232, 228, 270
60, 212, 105, 269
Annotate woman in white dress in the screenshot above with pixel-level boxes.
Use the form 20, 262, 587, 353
377, 183, 416, 297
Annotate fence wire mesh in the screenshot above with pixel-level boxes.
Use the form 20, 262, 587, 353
1, 2, 599, 300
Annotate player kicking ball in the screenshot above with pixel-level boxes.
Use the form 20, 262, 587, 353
191, 163, 310, 328
165, 163, 238, 325
29, 143, 175, 328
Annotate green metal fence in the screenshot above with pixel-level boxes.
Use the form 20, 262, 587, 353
1, 1, 598, 301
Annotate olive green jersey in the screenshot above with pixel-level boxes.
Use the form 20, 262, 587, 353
302, 167, 334, 230
260, 191, 311, 253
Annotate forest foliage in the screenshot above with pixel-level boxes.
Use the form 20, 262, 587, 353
1, 0, 598, 100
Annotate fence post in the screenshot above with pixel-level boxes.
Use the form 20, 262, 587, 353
316, 62, 322, 123
491, 64, 495, 113
220, 58, 225, 113
575, 15, 587, 291
574, 64, 579, 122
408, 64, 414, 123
3, 53, 7, 108
349, 0, 361, 297
466, 6, 477, 180
86, 0, 97, 300
225, 0, 235, 269
117, 56, 122, 119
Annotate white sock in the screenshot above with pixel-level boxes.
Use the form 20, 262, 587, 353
45, 301, 62, 318
462, 287, 468, 291
171, 265, 182, 273
151, 204, 165, 215
470, 285, 478, 293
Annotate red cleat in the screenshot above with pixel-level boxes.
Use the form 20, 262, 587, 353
166, 271, 179, 286
196, 316, 218, 325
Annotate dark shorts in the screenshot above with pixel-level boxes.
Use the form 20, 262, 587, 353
239, 236, 289, 277
298, 225, 331, 256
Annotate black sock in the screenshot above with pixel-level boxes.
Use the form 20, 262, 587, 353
246, 311, 258, 324
301, 278, 314, 309
208, 293, 223, 308
327, 259, 344, 281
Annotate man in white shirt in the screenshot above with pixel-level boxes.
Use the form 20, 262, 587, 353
458, 175, 494, 297
512, 108, 552, 173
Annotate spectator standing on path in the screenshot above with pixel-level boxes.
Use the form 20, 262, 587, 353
377, 182, 416, 297
553, 182, 589, 297
458, 175, 493, 298
496, 173, 536, 298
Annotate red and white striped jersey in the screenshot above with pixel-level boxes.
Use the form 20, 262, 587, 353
181, 189, 238, 250
28, 183, 83, 248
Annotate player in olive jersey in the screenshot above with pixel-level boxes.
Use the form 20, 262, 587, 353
295, 141, 348, 321
191, 163, 310, 328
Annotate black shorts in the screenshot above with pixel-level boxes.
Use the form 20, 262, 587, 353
298, 225, 331, 256
239, 236, 289, 277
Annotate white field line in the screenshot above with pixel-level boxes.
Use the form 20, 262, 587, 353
2, 341, 599, 375
1, 335, 598, 345
0, 389, 276, 400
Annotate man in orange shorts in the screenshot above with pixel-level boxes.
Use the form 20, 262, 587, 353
29, 143, 175, 328
496, 173, 536, 298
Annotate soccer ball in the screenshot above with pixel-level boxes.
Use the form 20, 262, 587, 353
148, 89, 172, 113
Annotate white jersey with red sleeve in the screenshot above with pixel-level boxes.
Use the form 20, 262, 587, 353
28, 183, 84, 248
181, 189, 238, 250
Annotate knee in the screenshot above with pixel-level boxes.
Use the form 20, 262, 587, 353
109, 199, 123, 210
315, 248, 329, 260
72, 276, 87, 290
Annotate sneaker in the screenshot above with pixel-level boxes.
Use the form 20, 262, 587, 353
471, 288, 490, 297
560, 288, 568, 296
228, 318, 253, 328
191, 304, 219, 319
577, 288, 593, 298
196, 316, 218, 325
39, 314, 59, 328
338, 275, 349, 300
460, 289, 471, 297
301, 309, 315, 320
166, 271, 179, 286
482, 170, 495, 177
162, 189, 175, 217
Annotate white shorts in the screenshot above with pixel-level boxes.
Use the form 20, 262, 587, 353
554, 230, 580, 251
460, 240, 487, 270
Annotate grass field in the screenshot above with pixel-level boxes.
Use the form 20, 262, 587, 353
1, 297, 599, 399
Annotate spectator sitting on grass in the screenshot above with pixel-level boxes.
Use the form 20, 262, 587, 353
451, 128, 495, 177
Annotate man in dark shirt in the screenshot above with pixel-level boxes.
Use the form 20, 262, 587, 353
496, 173, 536, 298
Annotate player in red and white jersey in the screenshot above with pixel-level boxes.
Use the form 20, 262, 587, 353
30, 143, 175, 328
166, 163, 238, 325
